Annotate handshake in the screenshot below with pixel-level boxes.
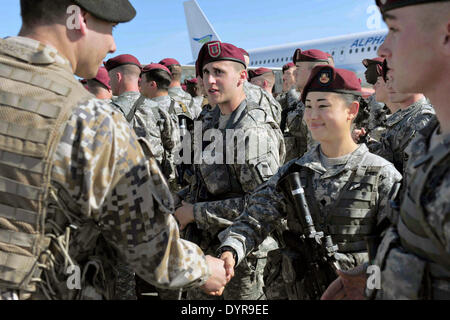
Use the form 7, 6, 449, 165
200, 251, 236, 296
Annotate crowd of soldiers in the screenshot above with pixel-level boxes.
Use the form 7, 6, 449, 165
0, 0, 448, 301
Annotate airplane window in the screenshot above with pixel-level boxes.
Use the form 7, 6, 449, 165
361, 48, 365, 52
276, 58, 279, 62
349, 49, 352, 54
272, 59, 275, 63
264, 60, 266, 64
368, 47, 371, 52
374, 46, 378, 51
355, 48, 359, 53
332, 51, 335, 56
341, 50, 344, 55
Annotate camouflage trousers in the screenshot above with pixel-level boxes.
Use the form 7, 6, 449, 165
113, 263, 137, 300
263, 249, 289, 300
186, 256, 267, 300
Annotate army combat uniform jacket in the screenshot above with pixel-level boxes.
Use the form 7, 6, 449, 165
0, 37, 210, 300
244, 81, 282, 126
186, 97, 285, 300
372, 118, 450, 300
369, 97, 435, 174
219, 144, 401, 299
168, 86, 202, 120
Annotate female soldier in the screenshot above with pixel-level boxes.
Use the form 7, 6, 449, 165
217, 66, 402, 300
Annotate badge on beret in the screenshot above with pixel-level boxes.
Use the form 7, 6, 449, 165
208, 42, 221, 58
319, 71, 332, 86
380, 0, 387, 4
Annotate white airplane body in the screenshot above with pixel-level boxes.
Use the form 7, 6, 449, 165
184, 0, 387, 86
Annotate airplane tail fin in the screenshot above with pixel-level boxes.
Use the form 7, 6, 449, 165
183, 0, 221, 61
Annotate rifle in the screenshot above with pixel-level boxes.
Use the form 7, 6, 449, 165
278, 171, 340, 300
176, 115, 194, 187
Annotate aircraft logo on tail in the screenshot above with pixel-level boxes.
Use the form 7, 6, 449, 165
193, 34, 213, 45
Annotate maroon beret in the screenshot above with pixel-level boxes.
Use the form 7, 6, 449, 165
376, 0, 448, 13
141, 63, 172, 76
91, 66, 111, 90
104, 54, 141, 72
239, 48, 250, 57
301, 66, 362, 103
248, 67, 273, 80
293, 49, 329, 64
362, 57, 384, 68
159, 58, 181, 67
282, 62, 295, 73
196, 41, 246, 78
185, 78, 198, 84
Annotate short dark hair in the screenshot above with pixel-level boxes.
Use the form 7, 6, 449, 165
143, 69, 172, 91
21, 0, 73, 27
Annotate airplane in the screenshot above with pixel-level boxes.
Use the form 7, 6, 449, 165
183, 0, 387, 90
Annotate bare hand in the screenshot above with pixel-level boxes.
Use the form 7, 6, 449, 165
201, 255, 227, 296
174, 201, 195, 231
321, 265, 368, 300
220, 251, 236, 282
352, 128, 367, 143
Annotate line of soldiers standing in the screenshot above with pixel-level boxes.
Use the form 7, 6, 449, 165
0, 0, 448, 301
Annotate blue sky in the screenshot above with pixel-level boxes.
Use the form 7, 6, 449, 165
0, 0, 386, 65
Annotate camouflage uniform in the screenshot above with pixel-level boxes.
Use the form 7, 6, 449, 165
219, 144, 402, 300
283, 100, 316, 163
370, 117, 450, 300
185, 97, 285, 300
368, 97, 435, 174
244, 81, 282, 126
0, 36, 210, 300
168, 86, 202, 119
277, 88, 300, 111
366, 94, 390, 142
132, 95, 181, 190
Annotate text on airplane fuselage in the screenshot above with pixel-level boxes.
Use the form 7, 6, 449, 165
350, 35, 386, 48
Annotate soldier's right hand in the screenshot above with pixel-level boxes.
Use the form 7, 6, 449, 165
220, 251, 235, 282
201, 255, 227, 296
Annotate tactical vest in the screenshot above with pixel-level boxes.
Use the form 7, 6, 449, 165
278, 161, 382, 299
0, 38, 108, 300
392, 128, 450, 299
285, 163, 381, 254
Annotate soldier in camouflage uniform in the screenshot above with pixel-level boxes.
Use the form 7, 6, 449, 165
217, 66, 402, 300
138, 63, 182, 191
105, 56, 179, 178
276, 63, 298, 111
369, 69, 435, 174
321, 0, 450, 300
282, 49, 332, 163
83, 66, 112, 100
0, 0, 227, 300
360, 57, 390, 142
160, 58, 203, 119
249, 68, 277, 97
174, 41, 285, 300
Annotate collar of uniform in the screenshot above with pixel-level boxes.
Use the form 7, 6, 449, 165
168, 86, 186, 96
385, 96, 428, 127
2, 36, 72, 70
152, 95, 170, 103
296, 144, 369, 179
210, 99, 248, 130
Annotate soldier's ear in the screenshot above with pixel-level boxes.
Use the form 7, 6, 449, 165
77, 10, 90, 36
239, 70, 247, 85
348, 101, 360, 121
